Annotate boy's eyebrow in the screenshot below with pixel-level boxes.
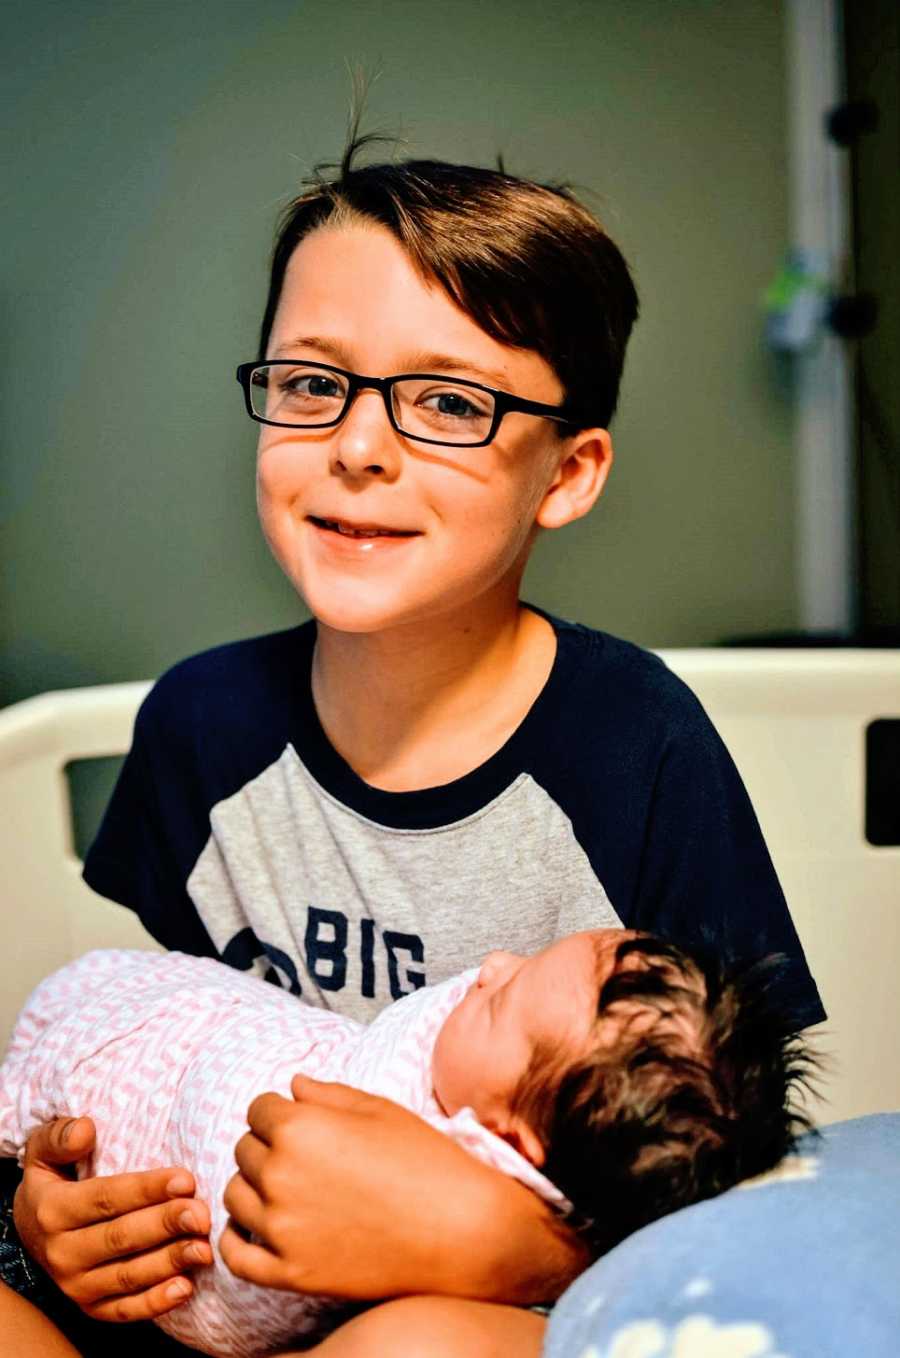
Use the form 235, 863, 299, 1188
271, 335, 355, 366
270, 336, 512, 391
401, 350, 513, 390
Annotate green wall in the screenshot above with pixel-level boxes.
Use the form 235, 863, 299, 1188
2, 0, 798, 706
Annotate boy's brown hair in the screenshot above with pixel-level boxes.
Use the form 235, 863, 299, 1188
512, 935, 819, 1258
258, 135, 639, 430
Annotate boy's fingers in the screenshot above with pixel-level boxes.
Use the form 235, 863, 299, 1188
290, 1072, 320, 1101
232, 1130, 267, 1186
244, 1091, 292, 1142
23, 1117, 96, 1169
289, 1073, 377, 1111
246, 1080, 377, 1142
50, 1169, 199, 1232
222, 1170, 266, 1238
73, 1199, 211, 1268
75, 1236, 212, 1308
219, 1222, 283, 1289
87, 1274, 196, 1324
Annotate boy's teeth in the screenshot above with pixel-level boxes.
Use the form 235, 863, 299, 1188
317, 518, 409, 538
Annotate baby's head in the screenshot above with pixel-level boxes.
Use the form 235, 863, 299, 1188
432, 929, 817, 1257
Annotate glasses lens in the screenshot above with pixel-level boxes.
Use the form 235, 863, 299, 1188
392, 379, 495, 446
249, 364, 348, 425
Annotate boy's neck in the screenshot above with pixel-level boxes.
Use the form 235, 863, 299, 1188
310, 599, 556, 792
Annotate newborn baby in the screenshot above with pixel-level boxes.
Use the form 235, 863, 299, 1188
0, 930, 812, 1356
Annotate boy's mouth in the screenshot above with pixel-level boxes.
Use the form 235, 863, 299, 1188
308, 516, 420, 539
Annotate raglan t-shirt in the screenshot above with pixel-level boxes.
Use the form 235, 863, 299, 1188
82, 607, 825, 1030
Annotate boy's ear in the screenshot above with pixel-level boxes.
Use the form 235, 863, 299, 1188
536, 428, 613, 531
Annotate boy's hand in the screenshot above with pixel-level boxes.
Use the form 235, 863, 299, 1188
14, 1116, 213, 1322
220, 1074, 587, 1303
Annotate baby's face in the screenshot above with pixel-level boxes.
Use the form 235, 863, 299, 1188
432, 929, 636, 1150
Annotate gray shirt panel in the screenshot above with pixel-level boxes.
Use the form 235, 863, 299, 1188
188, 744, 621, 1022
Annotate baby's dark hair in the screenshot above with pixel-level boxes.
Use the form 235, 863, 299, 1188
512, 934, 820, 1259
259, 125, 639, 430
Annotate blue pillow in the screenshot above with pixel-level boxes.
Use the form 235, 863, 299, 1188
544, 1113, 900, 1358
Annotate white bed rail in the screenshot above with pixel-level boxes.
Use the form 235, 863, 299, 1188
0, 683, 161, 1040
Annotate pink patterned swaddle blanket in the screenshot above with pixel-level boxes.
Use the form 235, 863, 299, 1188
0, 949, 565, 1356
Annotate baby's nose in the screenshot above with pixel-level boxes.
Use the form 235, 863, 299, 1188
478, 950, 519, 986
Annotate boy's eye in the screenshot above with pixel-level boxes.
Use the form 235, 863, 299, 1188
255, 365, 349, 422
395, 380, 494, 442
418, 387, 486, 420
426, 391, 478, 418
279, 371, 345, 399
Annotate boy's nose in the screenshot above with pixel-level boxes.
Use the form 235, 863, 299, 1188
330, 389, 403, 480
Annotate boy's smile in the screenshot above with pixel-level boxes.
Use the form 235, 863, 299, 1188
307, 515, 422, 554
256, 222, 612, 638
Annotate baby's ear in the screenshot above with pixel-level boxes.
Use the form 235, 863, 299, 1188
485, 1114, 546, 1167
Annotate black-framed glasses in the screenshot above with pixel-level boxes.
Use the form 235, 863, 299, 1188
235, 360, 582, 448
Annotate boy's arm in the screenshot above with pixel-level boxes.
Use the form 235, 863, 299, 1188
220, 1075, 589, 1303
624, 679, 825, 1031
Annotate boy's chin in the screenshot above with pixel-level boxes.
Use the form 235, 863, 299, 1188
304, 591, 425, 636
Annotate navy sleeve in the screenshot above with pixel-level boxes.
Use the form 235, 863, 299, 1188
82, 682, 218, 957
627, 685, 826, 1031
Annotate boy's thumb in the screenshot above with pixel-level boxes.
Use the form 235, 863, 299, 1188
23, 1116, 96, 1168
290, 1073, 369, 1109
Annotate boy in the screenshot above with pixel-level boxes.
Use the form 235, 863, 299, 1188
9, 141, 824, 1357
2, 933, 814, 1357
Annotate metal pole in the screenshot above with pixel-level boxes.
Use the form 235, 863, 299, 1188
786, 0, 856, 632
